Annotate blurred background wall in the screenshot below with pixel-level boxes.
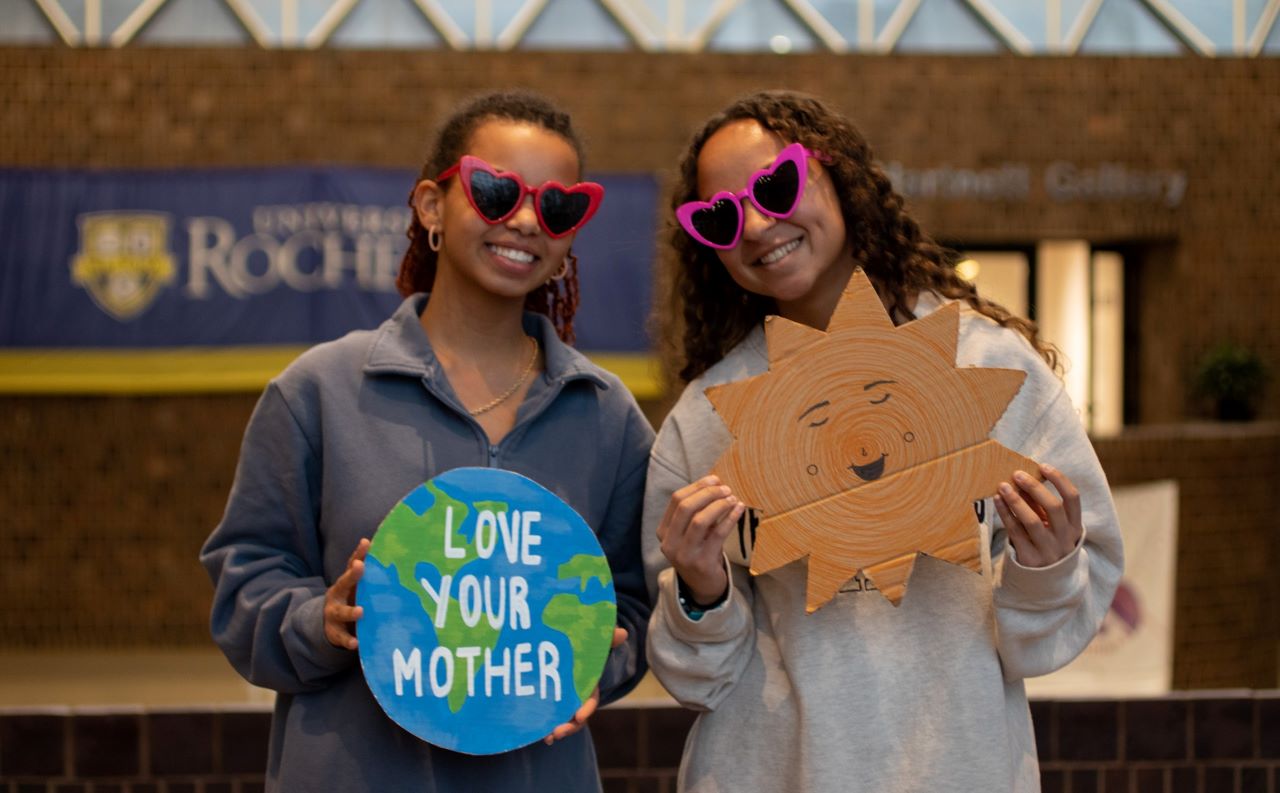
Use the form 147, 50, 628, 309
1, 1, 1278, 694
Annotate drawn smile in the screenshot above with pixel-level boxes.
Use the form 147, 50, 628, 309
848, 453, 887, 482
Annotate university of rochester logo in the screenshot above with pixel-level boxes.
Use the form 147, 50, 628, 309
71, 213, 176, 320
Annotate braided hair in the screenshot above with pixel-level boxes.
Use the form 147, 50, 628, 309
397, 90, 582, 343
660, 90, 1058, 382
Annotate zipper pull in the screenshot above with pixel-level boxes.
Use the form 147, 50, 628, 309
488, 445, 499, 466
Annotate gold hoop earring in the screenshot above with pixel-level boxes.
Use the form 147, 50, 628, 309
427, 226, 442, 252
549, 252, 574, 282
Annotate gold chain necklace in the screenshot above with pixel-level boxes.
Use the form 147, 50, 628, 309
468, 335, 539, 416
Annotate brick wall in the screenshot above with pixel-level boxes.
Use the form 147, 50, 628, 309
2, 49, 1277, 423
3, 695, 1279, 792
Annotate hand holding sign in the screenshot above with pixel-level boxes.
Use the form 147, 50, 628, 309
324, 537, 369, 650
356, 467, 618, 755
544, 626, 627, 745
994, 464, 1084, 568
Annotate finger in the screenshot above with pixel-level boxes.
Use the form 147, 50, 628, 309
324, 619, 358, 650
673, 486, 735, 542
331, 558, 365, 602
998, 482, 1047, 536
705, 502, 746, 550
550, 721, 582, 742
660, 481, 724, 545
1011, 472, 1067, 552
686, 496, 741, 548
1040, 463, 1083, 531
1012, 470, 1068, 529
326, 602, 364, 624
573, 693, 599, 725
611, 627, 628, 649
347, 537, 371, 566
549, 703, 592, 742
661, 490, 735, 563
552, 688, 602, 742
995, 493, 1038, 566
659, 476, 722, 540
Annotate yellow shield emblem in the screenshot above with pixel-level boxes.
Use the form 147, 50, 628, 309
71, 213, 176, 320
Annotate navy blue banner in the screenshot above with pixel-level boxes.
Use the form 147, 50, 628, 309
0, 168, 658, 352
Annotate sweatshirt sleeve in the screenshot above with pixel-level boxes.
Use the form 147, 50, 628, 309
594, 403, 657, 706
992, 385, 1125, 681
199, 382, 356, 693
642, 433, 758, 712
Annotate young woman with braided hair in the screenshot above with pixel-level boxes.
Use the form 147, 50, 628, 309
203, 90, 653, 792
643, 90, 1123, 791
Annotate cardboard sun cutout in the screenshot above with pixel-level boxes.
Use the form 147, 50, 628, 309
705, 270, 1040, 613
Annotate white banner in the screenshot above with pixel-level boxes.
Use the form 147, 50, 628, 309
1024, 479, 1178, 697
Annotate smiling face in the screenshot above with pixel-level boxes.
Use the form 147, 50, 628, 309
416, 119, 580, 302
696, 120, 854, 326
794, 375, 922, 487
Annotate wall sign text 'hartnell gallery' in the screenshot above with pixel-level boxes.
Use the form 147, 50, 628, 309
883, 161, 1187, 208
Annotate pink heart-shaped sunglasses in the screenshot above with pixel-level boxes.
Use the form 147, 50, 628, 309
435, 155, 605, 239
676, 142, 826, 250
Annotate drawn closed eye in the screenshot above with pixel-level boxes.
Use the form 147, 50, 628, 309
797, 400, 830, 428
864, 379, 896, 405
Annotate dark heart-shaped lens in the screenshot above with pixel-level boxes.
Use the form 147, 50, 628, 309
691, 198, 742, 247
539, 188, 591, 235
468, 170, 522, 221
752, 159, 801, 215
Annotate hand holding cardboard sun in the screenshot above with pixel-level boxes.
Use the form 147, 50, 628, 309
705, 270, 1040, 613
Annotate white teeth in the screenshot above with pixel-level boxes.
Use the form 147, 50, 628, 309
759, 238, 801, 265
489, 244, 535, 264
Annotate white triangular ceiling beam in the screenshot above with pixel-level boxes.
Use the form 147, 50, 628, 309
597, 0, 663, 50
1063, 0, 1104, 53
33, 0, 82, 46
412, 0, 470, 48
110, 0, 169, 47
1138, 0, 1215, 54
876, 0, 922, 52
223, 0, 274, 46
783, 0, 850, 52
962, 0, 1033, 53
688, 0, 744, 50
1248, 0, 1280, 55
496, 0, 550, 49
304, 0, 359, 47
858, 0, 875, 48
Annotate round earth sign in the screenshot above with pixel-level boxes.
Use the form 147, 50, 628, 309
356, 467, 617, 755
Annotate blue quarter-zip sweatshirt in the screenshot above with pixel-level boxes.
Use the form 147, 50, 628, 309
200, 294, 654, 792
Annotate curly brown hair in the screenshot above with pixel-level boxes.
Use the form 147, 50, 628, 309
660, 90, 1058, 382
397, 90, 583, 344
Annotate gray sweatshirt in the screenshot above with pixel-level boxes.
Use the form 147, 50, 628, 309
642, 293, 1123, 793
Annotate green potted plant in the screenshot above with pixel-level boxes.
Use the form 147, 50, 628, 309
1192, 343, 1270, 421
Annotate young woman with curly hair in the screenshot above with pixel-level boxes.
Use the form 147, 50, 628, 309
643, 90, 1122, 792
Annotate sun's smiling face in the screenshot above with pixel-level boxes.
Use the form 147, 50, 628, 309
777, 351, 970, 499
706, 276, 1020, 519
704, 270, 1038, 611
